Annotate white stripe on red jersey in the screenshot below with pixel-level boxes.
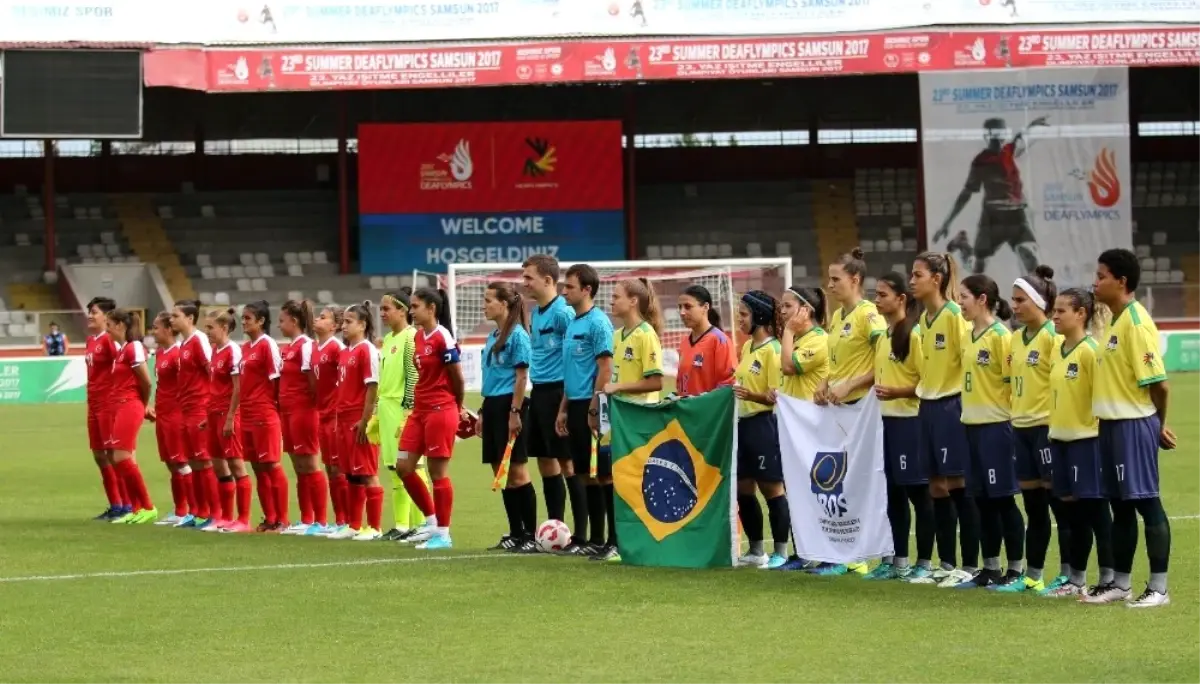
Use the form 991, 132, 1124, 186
110, 341, 147, 403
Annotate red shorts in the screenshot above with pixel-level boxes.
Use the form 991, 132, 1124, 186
319, 418, 338, 468
399, 406, 458, 460
87, 408, 111, 452
181, 410, 210, 461
339, 418, 379, 477
207, 410, 243, 460
241, 414, 283, 464
108, 401, 146, 453
155, 414, 187, 464
282, 407, 320, 456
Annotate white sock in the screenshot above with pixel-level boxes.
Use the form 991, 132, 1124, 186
438, 526, 451, 536
424, 514, 438, 528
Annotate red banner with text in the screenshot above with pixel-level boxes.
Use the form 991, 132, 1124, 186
184, 27, 1200, 92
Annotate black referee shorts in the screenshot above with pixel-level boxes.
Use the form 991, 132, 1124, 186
525, 381, 569, 461
480, 394, 529, 466
567, 399, 610, 478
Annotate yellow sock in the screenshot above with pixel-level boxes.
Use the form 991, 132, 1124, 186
390, 469, 413, 529
408, 466, 430, 528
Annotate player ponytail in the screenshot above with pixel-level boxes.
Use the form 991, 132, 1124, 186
107, 308, 144, 342
174, 299, 201, 326
836, 247, 868, 290
154, 311, 172, 331
282, 298, 315, 337
788, 285, 828, 330
877, 272, 919, 363
207, 306, 238, 333
244, 300, 271, 335
414, 287, 454, 336
915, 251, 960, 304
620, 277, 664, 338
345, 300, 375, 342
384, 288, 413, 324
1060, 287, 1108, 339
962, 274, 1013, 323
1016, 264, 1057, 316
682, 284, 721, 329
741, 290, 780, 337
487, 282, 526, 362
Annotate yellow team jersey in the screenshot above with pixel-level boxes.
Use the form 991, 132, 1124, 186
611, 321, 664, 404
874, 326, 923, 418
1050, 336, 1100, 440
781, 327, 828, 401
1009, 320, 1059, 428
916, 301, 972, 400
961, 321, 1012, 424
828, 300, 887, 403
1093, 301, 1167, 420
736, 337, 781, 417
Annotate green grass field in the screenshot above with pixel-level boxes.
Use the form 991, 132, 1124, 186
1, 376, 1197, 683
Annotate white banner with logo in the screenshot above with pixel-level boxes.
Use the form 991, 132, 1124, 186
920, 67, 1132, 289
776, 393, 892, 564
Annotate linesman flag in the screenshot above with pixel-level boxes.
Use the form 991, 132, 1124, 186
609, 387, 737, 569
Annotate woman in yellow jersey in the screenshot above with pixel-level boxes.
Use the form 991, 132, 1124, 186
1043, 287, 1113, 599
955, 274, 1026, 590
732, 290, 790, 570
864, 272, 935, 582
1004, 265, 1070, 593
600, 278, 665, 562
817, 248, 886, 406
779, 285, 829, 403
908, 252, 980, 587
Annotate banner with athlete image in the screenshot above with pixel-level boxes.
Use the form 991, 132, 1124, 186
920, 67, 1132, 289
776, 393, 892, 564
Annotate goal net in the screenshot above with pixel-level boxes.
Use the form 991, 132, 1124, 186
445, 259, 792, 390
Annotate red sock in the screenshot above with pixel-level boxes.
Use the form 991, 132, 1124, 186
256, 471, 277, 524
219, 477, 236, 522
170, 472, 187, 517
178, 470, 194, 516
115, 459, 153, 512
100, 464, 122, 507
366, 485, 384, 531
116, 473, 131, 508
432, 477, 454, 528
203, 469, 221, 520
310, 471, 329, 526
402, 472, 436, 517
297, 472, 314, 525
235, 475, 252, 524
331, 474, 348, 526
192, 468, 210, 519
348, 483, 367, 530
270, 467, 290, 525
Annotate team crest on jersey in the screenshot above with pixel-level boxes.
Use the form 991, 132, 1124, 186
888, 350, 898, 362
841, 323, 852, 337
1066, 362, 1079, 379
934, 333, 946, 349
1025, 350, 1040, 366
623, 346, 634, 361
1107, 335, 1118, 351
976, 349, 991, 366
649, 350, 656, 363
183, 350, 191, 360
1143, 352, 1156, 366
390, 346, 397, 354
692, 353, 704, 368
424, 345, 433, 355
802, 348, 816, 360
749, 360, 762, 375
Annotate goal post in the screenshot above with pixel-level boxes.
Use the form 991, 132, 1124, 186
446, 258, 792, 391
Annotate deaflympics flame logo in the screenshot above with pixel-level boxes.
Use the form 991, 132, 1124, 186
438, 139, 473, 182
1088, 147, 1121, 208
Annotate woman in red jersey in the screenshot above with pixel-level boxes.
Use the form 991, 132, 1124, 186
239, 301, 287, 534
147, 312, 194, 526
327, 302, 384, 541
675, 284, 737, 397
85, 296, 129, 520
170, 299, 218, 528
278, 299, 329, 536
396, 288, 467, 551
105, 309, 157, 524
203, 307, 250, 532
313, 306, 346, 534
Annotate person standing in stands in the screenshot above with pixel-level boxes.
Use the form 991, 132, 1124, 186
45, 322, 68, 356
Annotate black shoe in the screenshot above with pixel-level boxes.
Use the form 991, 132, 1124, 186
510, 537, 540, 554
589, 545, 619, 561
489, 535, 518, 551
558, 541, 592, 556
381, 528, 408, 541
968, 569, 1003, 588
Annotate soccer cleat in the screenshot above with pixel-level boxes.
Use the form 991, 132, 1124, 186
937, 568, 975, 588
219, 520, 252, 533
956, 569, 1001, 589
847, 562, 869, 575
352, 527, 382, 541
1043, 575, 1070, 592
195, 518, 218, 531
511, 537, 540, 554
110, 511, 136, 524
1041, 582, 1085, 598
173, 514, 197, 528
282, 523, 309, 535
772, 556, 812, 572
489, 535, 518, 551
863, 563, 895, 580
1079, 582, 1131, 605
94, 507, 119, 521
906, 566, 936, 583
403, 523, 437, 545
764, 554, 788, 570
302, 523, 327, 536
929, 566, 953, 582
1127, 587, 1170, 608
557, 541, 592, 556
415, 533, 453, 550
129, 508, 159, 524
156, 514, 184, 526
255, 520, 276, 533
737, 552, 769, 568
381, 528, 410, 542
808, 563, 850, 576
326, 526, 359, 540
994, 573, 1043, 593
590, 545, 620, 562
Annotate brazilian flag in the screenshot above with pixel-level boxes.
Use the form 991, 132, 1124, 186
609, 387, 736, 569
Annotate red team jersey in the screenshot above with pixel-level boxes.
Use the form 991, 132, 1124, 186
336, 340, 380, 417
279, 335, 316, 412
413, 326, 460, 409
154, 343, 181, 418
178, 331, 213, 415
314, 337, 345, 421
111, 341, 148, 404
86, 332, 117, 409
676, 327, 737, 397
240, 335, 281, 420
208, 343, 243, 414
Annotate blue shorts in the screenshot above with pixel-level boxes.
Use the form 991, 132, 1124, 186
1050, 438, 1103, 499
883, 416, 927, 486
738, 411, 783, 483
965, 422, 1018, 498
1013, 425, 1052, 483
918, 394, 970, 478
1099, 416, 1161, 500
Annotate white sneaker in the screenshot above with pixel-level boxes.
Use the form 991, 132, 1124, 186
352, 528, 382, 541
1127, 586, 1170, 608
155, 514, 183, 526
327, 526, 359, 540
737, 552, 768, 568
404, 524, 436, 544
281, 523, 309, 535
1079, 583, 1132, 604
937, 568, 975, 588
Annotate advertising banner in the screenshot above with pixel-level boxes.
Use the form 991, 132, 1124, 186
919, 66, 1132, 289
357, 121, 625, 273
0, 357, 88, 405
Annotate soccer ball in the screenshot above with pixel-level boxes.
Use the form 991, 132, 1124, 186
535, 519, 571, 552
